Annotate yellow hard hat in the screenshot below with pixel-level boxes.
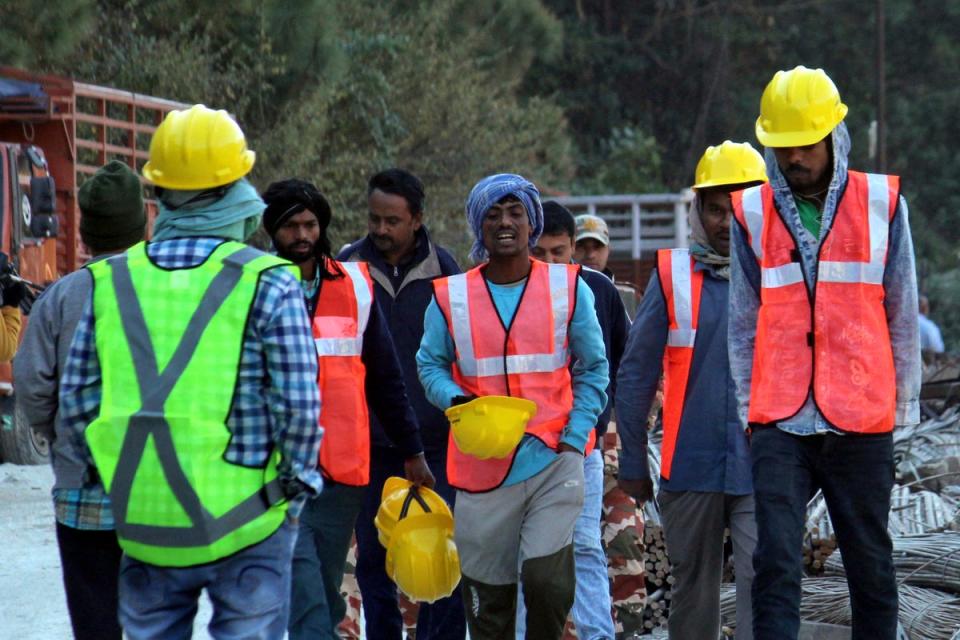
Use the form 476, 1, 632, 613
755, 66, 848, 148
385, 512, 461, 603
692, 141, 768, 191
444, 396, 536, 460
374, 477, 453, 549
142, 104, 255, 190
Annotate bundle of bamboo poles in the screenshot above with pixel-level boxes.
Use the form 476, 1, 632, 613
720, 578, 960, 639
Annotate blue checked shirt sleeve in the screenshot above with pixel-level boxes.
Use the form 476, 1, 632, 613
58, 299, 101, 467
248, 268, 322, 493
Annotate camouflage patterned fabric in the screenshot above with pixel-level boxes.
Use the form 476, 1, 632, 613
338, 539, 422, 638
601, 427, 648, 637
338, 536, 363, 639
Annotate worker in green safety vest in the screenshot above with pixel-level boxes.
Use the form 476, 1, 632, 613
59, 105, 323, 639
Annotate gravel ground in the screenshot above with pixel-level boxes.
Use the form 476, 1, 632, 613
0, 462, 215, 639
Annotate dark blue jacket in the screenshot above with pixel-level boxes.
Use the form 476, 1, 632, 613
579, 267, 630, 445
338, 227, 461, 453
615, 262, 751, 495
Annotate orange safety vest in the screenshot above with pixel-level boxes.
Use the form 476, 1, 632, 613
313, 260, 374, 485
433, 259, 590, 492
656, 248, 704, 480
730, 170, 900, 433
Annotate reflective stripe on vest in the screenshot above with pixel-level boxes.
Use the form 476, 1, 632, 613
313, 260, 373, 485
84, 242, 291, 567
433, 260, 584, 493
657, 249, 703, 481
313, 261, 373, 357
731, 171, 899, 433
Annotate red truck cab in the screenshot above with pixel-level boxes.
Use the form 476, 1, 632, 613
0, 68, 185, 463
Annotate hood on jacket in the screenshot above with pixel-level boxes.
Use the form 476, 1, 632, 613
764, 121, 851, 230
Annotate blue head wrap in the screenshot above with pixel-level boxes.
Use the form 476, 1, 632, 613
465, 173, 543, 263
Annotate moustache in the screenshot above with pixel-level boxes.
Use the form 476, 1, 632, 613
786, 164, 810, 175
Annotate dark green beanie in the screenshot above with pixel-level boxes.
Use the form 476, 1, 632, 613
78, 160, 146, 252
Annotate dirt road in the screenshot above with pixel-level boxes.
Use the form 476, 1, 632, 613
0, 463, 214, 639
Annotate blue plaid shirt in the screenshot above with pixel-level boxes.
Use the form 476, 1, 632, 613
58, 238, 323, 528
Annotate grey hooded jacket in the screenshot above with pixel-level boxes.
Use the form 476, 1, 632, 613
728, 122, 921, 434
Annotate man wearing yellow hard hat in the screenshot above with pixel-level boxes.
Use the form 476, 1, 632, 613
59, 105, 323, 638
617, 141, 766, 640
417, 174, 609, 638
728, 66, 920, 639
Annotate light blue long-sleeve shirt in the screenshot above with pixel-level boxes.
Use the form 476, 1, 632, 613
416, 273, 608, 485
728, 122, 921, 434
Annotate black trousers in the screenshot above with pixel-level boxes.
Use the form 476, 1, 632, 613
750, 427, 898, 640
56, 521, 124, 640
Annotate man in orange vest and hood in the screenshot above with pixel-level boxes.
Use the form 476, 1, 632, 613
417, 173, 609, 639
617, 141, 766, 640
728, 66, 921, 639
261, 179, 435, 639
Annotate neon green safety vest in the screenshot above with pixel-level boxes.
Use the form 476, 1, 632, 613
85, 240, 297, 567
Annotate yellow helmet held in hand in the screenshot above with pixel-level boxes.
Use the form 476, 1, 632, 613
692, 141, 768, 191
755, 66, 848, 148
444, 396, 536, 460
142, 104, 255, 190
385, 512, 461, 603
374, 477, 452, 549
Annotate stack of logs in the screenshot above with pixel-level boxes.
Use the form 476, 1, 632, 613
640, 524, 674, 631
803, 492, 838, 575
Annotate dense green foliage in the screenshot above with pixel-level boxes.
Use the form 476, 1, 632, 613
2, 0, 957, 343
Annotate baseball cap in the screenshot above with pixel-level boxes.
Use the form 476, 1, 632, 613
575, 214, 609, 246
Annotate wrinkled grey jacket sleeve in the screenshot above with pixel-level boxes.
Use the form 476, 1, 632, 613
885, 196, 921, 426
728, 220, 761, 431
13, 289, 62, 439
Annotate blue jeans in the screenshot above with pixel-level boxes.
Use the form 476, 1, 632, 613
289, 483, 366, 640
355, 445, 466, 640
118, 518, 297, 640
517, 449, 614, 639
751, 426, 897, 640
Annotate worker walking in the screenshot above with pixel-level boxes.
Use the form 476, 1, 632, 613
617, 141, 767, 640
729, 66, 920, 639
338, 168, 466, 639
261, 178, 434, 639
417, 174, 608, 639
59, 105, 323, 639
522, 200, 630, 639
15, 160, 146, 640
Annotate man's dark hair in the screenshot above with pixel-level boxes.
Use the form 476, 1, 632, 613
368, 168, 425, 216
541, 201, 576, 240
262, 178, 342, 280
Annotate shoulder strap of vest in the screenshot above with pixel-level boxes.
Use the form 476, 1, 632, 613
730, 185, 767, 261
657, 248, 701, 347
848, 170, 901, 222
319, 259, 374, 335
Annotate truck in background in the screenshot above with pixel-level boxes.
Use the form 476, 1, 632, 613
0, 68, 186, 463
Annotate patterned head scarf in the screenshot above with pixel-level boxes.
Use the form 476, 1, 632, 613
465, 173, 543, 263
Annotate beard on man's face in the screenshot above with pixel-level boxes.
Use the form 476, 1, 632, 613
277, 240, 316, 264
